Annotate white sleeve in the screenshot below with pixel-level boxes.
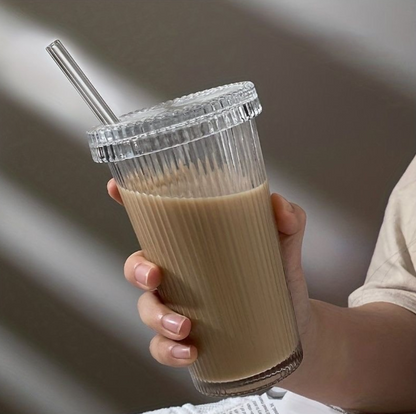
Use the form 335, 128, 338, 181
349, 156, 416, 314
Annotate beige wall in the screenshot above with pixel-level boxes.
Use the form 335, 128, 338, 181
0, 1, 415, 413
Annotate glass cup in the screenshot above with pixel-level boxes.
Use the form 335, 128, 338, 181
87, 82, 302, 396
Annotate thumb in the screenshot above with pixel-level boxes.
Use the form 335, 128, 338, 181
271, 193, 310, 336
107, 179, 124, 205
271, 193, 306, 274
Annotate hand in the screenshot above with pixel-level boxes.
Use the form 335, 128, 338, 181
107, 179, 311, 367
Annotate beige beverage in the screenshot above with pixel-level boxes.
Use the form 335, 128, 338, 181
119, 179, 300, 383
87, 81, 303, 395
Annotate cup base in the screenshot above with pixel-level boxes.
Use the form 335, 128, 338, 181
192, 342, 303, 397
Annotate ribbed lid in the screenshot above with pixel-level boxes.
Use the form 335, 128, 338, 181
87, 81, 262, 163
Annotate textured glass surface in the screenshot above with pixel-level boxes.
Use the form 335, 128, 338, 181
110, 120, 265, 198
102, 82, 301, 396
87, 82, 261, 163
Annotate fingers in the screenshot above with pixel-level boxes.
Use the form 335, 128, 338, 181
149, 335, 197, 367
126, 252, 195, 366
138, 291, 192, 341
107, 179, 123, 205
124, 251, 162, 290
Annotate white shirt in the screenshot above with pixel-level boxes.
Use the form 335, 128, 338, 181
349, 156, 416, 314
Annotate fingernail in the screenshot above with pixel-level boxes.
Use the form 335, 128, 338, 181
162, 314, 186, 334
134, 262, 152, 286
171, 345, 191, 359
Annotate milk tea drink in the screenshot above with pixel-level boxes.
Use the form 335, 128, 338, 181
87, 82, 302, 396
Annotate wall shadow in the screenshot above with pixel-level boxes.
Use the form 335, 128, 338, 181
0, 255, 214, 413
0, 93, 138, 256
0, 1, 415, 412
4, 0, 416, 246
0, 399, 23, 414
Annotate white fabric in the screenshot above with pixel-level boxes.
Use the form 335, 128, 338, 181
140, 394, 277, 414
349, 155, 416, 314
140, 392, 341, 414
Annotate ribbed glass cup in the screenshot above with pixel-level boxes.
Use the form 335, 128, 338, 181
87, 82, 302, 396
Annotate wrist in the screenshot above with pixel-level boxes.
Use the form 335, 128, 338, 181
300, 298, 320, 348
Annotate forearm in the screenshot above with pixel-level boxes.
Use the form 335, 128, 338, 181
280, 300, 416, 413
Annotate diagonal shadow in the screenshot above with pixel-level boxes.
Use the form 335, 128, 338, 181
0, 0, 414, 320
4, 0, 416, 241
0, 93, 137, 256
0, 254, 214, 414
0, 2, 415, 412
0, 399, 23, 414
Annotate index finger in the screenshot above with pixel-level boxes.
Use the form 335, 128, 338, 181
107, 179, 123, 205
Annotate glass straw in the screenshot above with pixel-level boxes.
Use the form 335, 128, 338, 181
46, 39, 119, 125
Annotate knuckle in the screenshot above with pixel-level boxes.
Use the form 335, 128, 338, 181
149, 335, 157, 351
124, 268, 131, 283
149, 336, 159, 359
137, 293, 163, 331
137, 294, 147, 319
292, 204, 307, 223
124, 250, 144, 282
149, 336, 169, 365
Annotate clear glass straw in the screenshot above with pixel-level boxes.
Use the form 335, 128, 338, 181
46, 39, 119, 125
